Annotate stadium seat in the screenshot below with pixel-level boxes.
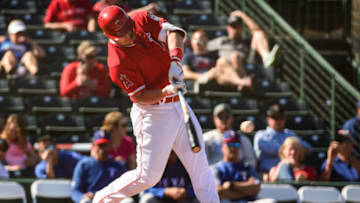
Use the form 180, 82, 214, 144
38, 61, 69, 78
26, 29, 65, 45
260, 97, 307, 115
73, 96, 120, 114
26, 95, 72, 113
257, 184, 298, 203
1, 0, 36, 14
11, 76, 57, 96
0, 181, 27, 203
31, 179, 72, 203
65, 31, 106, 45
213, 97, 259, 115
185, 96, 212, 114
341, 185, 360, 203
298, 186, 343, 203
197, 113, 215, 130
42, 45, 76, 62
38, 113, 87, 142
0, 78, 10, 93
0, 95, 24, 112
184, 14, 227, 31
171, 0, 212, 15
85, 113, 107, 132
285, 115, 324, 131
5, 14, 44, 29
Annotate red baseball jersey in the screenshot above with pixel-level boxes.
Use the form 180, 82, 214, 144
107, 12, 172, 102
44, 0, 95, 29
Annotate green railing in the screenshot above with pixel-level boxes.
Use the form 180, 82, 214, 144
215, 0, 360, 139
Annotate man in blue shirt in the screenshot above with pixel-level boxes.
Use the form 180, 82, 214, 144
254, 104, 311, 173
71, 130, 134, 203
139, 151, 198, 203
35, 136, 84, 179
342, 100, 360, 158
212, 130, 269, 203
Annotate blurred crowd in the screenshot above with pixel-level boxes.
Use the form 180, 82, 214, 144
0, 0, 359, 203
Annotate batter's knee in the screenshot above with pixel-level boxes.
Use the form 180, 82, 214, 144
139, 171, 163, 189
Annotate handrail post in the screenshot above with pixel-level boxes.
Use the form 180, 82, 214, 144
330, 74, 336, 141
299, 45, 305, 100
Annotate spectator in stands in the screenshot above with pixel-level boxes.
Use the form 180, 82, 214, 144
35, 135, 84, 179
44, 0, 96, 32
93, 0, 159, 17
207, 10, 279, 80
253, 104, 311, 174
319, 132, 360, 182
269, 137, 317, 181
71, 130, 134, 203
0, 138, 9, 179
204, 103, 256, 167
342, 100, 360, 158
101, 111, 136, 170
60, 40, 110, 99
212, 130, 275, 203
182, 30, 252, 91
0, 19, 45, 76
139, 151, 198, 203
0, 114, 38, 172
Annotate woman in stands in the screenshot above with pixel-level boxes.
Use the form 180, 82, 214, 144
269, 137, 317, 181
0, 114, 38, 173
320, 132, 360, 181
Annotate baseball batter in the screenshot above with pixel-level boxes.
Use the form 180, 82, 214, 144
93, 6, 220, 203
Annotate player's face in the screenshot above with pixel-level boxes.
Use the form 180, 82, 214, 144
214, 112, 233, 132
114, 29, 136, 46
267, 116, 286, 132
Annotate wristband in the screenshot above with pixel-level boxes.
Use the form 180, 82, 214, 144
170, 48, 183, 62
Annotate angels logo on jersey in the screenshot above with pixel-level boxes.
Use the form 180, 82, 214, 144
120, 74, 134, 89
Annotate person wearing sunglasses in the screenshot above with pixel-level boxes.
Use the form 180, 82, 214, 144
60, 40, 110, 99
101, 111, 136, 170
204, 103, 256, 168
212, 130, 274, 203
35, 135, 85, 179
0, 138, 9, 179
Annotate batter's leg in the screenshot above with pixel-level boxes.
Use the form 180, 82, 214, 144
93, 104, 183, 203
173, 103, 220, 203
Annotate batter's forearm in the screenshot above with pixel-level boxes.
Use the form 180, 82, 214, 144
131, 89, 167, 105
167, 31, 184, 52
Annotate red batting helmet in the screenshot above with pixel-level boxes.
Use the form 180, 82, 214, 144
97, 5, 135, 40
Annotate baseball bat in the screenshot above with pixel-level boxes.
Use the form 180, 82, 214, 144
178, 90, 201, 153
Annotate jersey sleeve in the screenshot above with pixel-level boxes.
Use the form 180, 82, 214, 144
44, 0, 58, 23
133, 12, 186, 43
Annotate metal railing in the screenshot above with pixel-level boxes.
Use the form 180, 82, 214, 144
215, 0, 360, 139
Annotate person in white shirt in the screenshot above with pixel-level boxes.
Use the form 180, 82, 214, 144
204, 103, 256, 167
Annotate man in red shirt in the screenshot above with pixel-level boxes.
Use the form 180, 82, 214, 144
93, 6, 220, 203
60, 40, 110, 99
44, 0, 96, 32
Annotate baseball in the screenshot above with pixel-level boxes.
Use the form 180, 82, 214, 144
240, 121, 255, 133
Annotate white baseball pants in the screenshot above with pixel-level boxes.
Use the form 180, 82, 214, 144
93, 101, 220, 203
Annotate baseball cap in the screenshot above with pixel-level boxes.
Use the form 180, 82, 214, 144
213, 103, 232, 117
93, 130, 111, 145
227, 15, 242, 27
77, 40, 96, 56
8, 19, 26, 34
223, 130, 241, 144
267, 104, 285, 119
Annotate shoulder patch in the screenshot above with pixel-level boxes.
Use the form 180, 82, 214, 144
120, 74, 134, 89
148, 13, 161, 21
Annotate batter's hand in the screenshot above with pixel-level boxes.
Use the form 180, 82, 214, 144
168, 61, 184, 83
163, 81, 187, 95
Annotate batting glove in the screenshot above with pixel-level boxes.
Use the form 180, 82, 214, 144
168, 61, 184, 83
163, 81, 187, 95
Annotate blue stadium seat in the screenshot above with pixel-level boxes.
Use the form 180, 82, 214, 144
42, 45, 76, 62
0, 95, 24, 112
72, 96, 121, 114
27, 29, 65, 45
26, 95, 72, 114
11, 76, 57, 96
